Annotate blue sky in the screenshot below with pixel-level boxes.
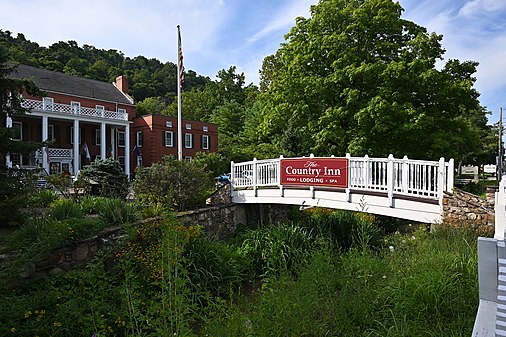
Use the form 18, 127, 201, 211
0, 0, 505, 123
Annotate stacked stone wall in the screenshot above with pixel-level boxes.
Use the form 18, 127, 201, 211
442, 188, 495, 232
5, 202, 292, 285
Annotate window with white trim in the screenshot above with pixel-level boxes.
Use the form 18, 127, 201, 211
136, 131, 144, 147
202, 135, 209, 150
96, 105, 105, 115
164, 131, 174, 147
12, 122, 22, 141
43, 97, 54, 111
48, 125, 55, 141
185, 156, 192, 162
203, 126, 208, 132
70, 101, 81, 113
95, 129, 101, 146
117, 108, 126, 114
11, 153, 21, 166
166, 121, 173, 127
136, 156, 143, 168
185, 123, 191, 130
70, 127, 81, 145
117, 131, 125, 147
185, 133, 192, 149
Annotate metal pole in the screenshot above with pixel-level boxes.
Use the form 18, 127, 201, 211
499, 107, 503, 178
177, 25, 183, 161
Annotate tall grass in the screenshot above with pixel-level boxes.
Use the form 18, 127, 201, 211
0, 208, 480, 336
203, 224, 479, 336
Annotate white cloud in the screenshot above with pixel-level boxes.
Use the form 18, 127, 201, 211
459, 0, 506, 17
246, 0, 313, 44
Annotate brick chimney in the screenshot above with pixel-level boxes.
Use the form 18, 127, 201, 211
115, 75, 128, 94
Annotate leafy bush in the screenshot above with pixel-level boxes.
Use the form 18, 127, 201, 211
78, 158, 129, 199
185, 237, 248, 296
302, 209, 383, 252
28, 188, 58, 207
192, 152, 228, 178
132, 155, 214, 211
238, 222, 323, 278
0, 168, 37, 227
49, 199, 83, 220
98, 198, 140, 226
459, 181, 487, 196
78, 195, 108, 214
139, 202, 168, 219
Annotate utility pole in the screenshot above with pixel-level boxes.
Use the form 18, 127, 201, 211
499, 107, 503, 178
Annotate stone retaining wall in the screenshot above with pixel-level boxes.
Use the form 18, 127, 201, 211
7, 202, 292, 285
442, 188, 495, 232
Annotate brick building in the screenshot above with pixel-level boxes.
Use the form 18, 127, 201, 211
131, 115, 218, 169
5, 64, 136, 177
4, 64, 219, 177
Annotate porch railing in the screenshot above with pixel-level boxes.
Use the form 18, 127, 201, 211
22, 99, 128, 121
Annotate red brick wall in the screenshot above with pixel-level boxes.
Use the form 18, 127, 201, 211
131, 115, 219, 170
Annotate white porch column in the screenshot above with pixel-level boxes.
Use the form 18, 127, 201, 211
124, 124, 130, 178
100, 122, 106, 160
110, 127, 115, 159
42, 116, 49, 173
5, 116, 12, 168
73, 119, 80, 175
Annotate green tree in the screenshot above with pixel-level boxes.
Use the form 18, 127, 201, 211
0, 46, 43, 225
136, 96, 167, 116
132, 156, 213, 211
258, 0, 487, 162
78, 158, 129, 199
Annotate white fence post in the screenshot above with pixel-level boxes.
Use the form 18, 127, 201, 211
438, 157, 445, 206
387, 154, 394, 207
346, 153, 351, 202
402, 155, 409, 194
447, 158, 454, 192
364, 154, 370, 190
495, 179, 506, 240
279, 155, 284, 197
230, 161, 235, 196
253, 158, 258, 197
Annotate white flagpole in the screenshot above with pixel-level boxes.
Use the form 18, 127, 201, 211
177, 25, 183, 161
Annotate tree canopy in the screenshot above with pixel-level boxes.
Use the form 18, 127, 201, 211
256, 0, 491, 162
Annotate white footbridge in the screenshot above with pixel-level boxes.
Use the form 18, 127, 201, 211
231, 154, 454, 223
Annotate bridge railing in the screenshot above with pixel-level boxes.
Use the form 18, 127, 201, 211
231, 155, 454, 202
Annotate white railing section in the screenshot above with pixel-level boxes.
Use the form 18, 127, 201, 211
231, 155, 454, 203
35, 148, 73, 159
22, 99, 128, 121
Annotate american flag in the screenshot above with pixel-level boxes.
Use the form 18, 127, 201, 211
178, 25, 184, 89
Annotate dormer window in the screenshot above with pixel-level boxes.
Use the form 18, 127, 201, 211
43, 97, 54, 111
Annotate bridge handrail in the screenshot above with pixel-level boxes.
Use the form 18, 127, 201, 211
231, 155, 454, 203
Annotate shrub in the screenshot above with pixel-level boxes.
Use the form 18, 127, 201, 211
185, 237, 248, 296
303, 209, 383, 251
0, 168, 36, 227
238, 222, 323, 278
98, 198, 140, 226
78, 158, 129, 199
28, 188, 58, 207
49, 199, 83, 220
132, 155, 214, 211
78, 195, 108, 214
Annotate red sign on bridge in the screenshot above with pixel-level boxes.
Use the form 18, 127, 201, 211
280, 158, 348, 188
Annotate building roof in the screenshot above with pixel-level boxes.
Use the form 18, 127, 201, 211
9, 63, 133, 105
